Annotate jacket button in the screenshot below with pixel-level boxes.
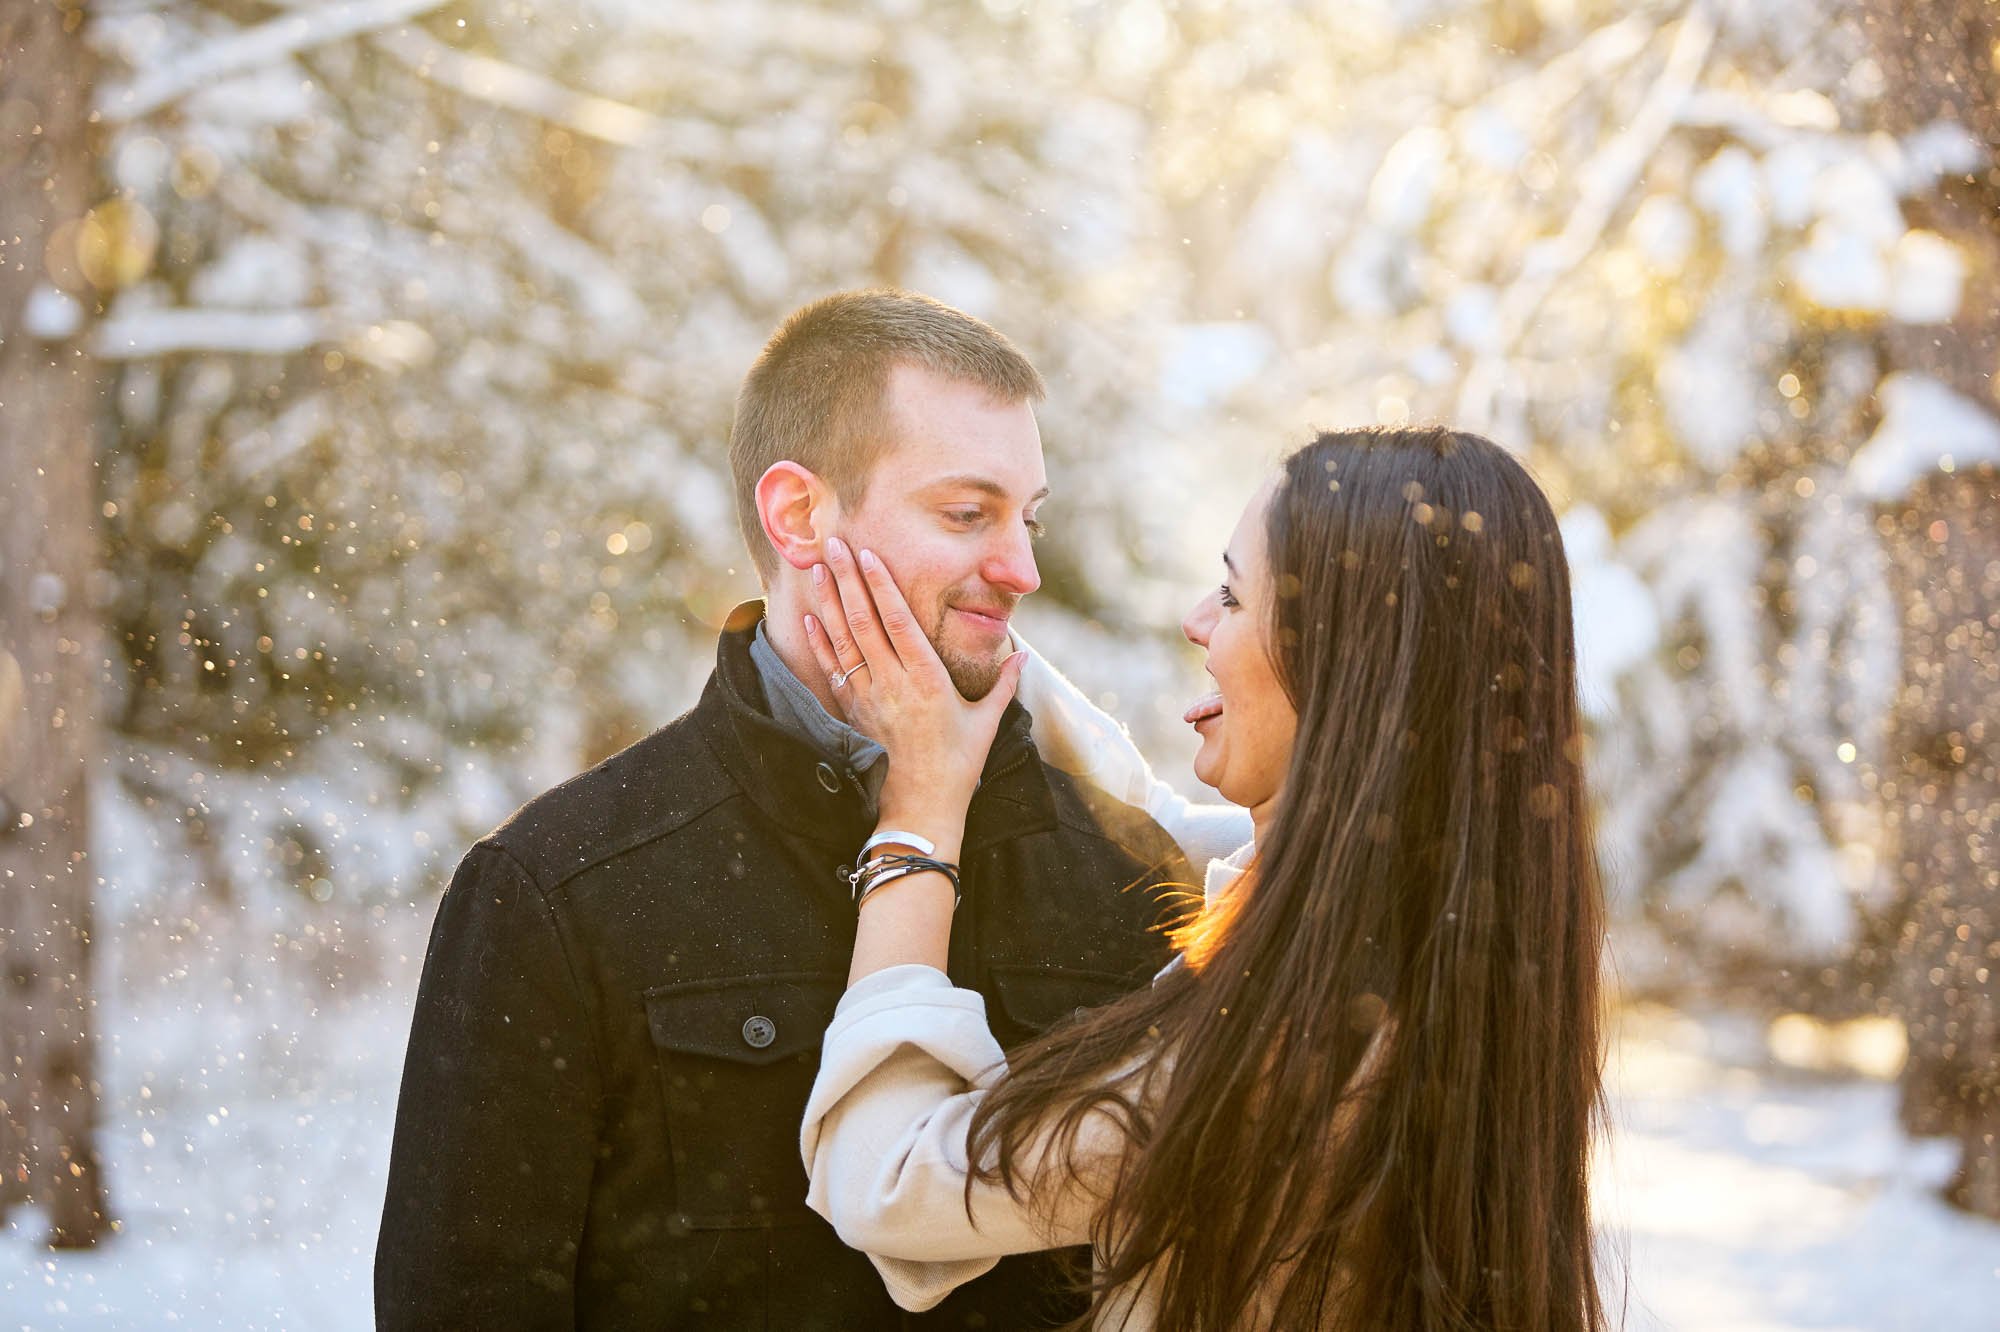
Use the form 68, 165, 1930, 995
742, 1015, 777, 1049
814, 762, 841, 793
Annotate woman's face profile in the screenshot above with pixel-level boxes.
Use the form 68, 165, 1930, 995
1181, 478, 1299, 822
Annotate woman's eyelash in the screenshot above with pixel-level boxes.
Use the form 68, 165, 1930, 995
1026, 517, 1047, 539
1219, 583, 1239, 608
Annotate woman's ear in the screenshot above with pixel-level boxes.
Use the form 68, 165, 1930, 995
753, 461, 835, 572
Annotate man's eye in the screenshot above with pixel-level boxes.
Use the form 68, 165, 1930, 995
943, 509, 982, 526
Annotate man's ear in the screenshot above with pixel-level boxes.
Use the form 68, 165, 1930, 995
753, 461, 835, 573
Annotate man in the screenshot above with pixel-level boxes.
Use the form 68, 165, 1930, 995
376, 290, 1191, 1328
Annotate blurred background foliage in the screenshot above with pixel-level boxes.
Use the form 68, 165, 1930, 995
1, 0, 1996, 1298
70, 0, 1997, 994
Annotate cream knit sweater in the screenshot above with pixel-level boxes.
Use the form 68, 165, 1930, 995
799, 850, 1253, 1325
799, 634, 1255, 1324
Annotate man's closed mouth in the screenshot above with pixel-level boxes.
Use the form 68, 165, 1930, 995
951, 605, 1013, 631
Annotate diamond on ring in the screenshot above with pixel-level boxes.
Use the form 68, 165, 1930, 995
831, 662, 867, 689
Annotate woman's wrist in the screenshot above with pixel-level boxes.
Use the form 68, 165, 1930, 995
847, 867, 955, 982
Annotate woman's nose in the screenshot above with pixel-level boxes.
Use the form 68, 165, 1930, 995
1182, 594, 1215, 647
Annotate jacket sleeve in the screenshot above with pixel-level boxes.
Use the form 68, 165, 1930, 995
1013, 629, 1254, 869
376, 842, 603, 1330
801, 965, 1113, 1312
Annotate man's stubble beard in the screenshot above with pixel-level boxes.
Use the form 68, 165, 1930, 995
926, 590, 1016, 702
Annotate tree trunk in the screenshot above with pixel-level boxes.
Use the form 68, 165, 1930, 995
1861, 0, 2000, 403
0, 0, 110, 1248
1859, 0, 2000, 1221
1881, 466, 2000, 1221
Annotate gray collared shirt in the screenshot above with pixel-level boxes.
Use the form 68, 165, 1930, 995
749, 621, 888, 812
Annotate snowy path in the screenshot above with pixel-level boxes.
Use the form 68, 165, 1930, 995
5, 992, 1997, 1329
1602, 1008, 2000, 1330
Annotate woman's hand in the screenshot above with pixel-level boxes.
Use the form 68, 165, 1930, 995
803, 537, 1024, 856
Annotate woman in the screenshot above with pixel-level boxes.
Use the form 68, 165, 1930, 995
799, 426, 1610, 1331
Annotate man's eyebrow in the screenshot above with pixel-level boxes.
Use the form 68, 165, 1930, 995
921, 475, 1052, 504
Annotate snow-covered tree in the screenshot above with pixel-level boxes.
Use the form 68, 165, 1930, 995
84, 0, 1190, 924
79, 0, 2000, 1002
1086, 0, 1998, 990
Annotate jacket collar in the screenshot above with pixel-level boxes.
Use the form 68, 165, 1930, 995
696, 601, 1057, 854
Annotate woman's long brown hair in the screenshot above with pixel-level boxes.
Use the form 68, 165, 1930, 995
967, 427, 1610, 1330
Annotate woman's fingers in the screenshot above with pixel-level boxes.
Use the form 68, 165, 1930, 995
825, 537, 900, 672
973, 651, 1027, 729
809, 556, 866, 677
854, 547, 943, 680
802, 612, 846, 686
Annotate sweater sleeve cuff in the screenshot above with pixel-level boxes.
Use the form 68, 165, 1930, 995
835, 962, 960, 1013
822, 965, 1003, 1083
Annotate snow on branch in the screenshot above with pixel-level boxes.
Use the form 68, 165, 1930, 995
1480, 11, 1653, 126
95, 307, 332, 359
1678, 87, 1839, 150
100, 0, 453, 123
215, 170, 451, 281
223, 391, 334, 481
369, 26, 734, 161
1848, 373, 2000, 500
1512, 4, 1716, 305
632, 2, 883, 62
470, 191, 649, 335
1457, 1, 1718, 427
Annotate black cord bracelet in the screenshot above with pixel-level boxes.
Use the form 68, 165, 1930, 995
849, 852, 962, 909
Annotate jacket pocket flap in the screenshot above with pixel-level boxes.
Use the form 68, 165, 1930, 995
989, 965, 1135, 1033
644, 972, 845, 1067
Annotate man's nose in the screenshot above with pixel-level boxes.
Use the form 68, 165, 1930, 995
983, 526, 1041, 598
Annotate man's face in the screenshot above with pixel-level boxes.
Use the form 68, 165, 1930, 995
836, 362, 1047, 700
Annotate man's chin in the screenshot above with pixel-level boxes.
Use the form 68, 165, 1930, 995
940, 648, 1006, 702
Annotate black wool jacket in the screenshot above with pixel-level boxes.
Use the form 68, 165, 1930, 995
376, 604, 1187, 1329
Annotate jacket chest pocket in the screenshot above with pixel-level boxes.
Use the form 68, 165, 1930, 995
987, 964, 1137, 1047
644, 971, 845, 1229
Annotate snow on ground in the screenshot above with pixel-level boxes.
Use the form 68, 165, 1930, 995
1602, 1007, 2000, 1330
5, 965, 1998, 1329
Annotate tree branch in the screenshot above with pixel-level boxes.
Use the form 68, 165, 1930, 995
1456, 1, 1719, 428
100, 0, 454, 122
94, 307, 332, 359
368, 25, 733, 160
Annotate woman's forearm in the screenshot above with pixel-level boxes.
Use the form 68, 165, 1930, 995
848, 872, 956, 984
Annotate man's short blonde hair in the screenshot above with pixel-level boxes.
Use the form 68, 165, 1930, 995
728, 289, 1046, 579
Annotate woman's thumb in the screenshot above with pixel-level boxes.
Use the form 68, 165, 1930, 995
981, 650, 1027, 720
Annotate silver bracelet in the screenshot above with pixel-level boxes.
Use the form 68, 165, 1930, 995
851, 854, 961, 910
861, 829, 937, 858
